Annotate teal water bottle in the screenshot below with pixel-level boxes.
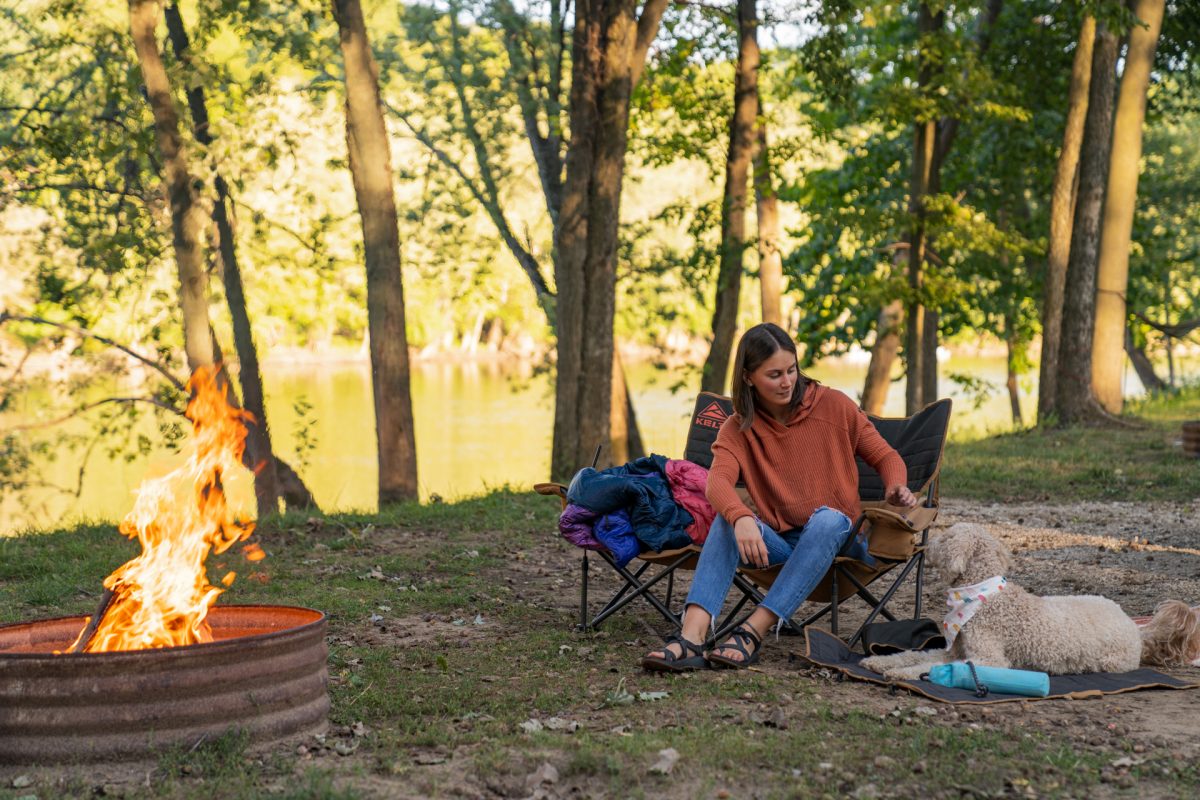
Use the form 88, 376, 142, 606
926, 661, 1050, 698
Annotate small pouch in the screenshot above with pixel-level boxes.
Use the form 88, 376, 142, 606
860, 618, 946, 656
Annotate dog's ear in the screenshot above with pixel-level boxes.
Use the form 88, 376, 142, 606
930, 526, 971, 584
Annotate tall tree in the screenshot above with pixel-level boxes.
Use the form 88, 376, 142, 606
333, 0, 419, 503
700, 0, 759, 394
904, 2, 943, 414
127, 0, 212, 372
551, 0, 668, 479
1037, 15, 1096, 424
162, 3, 315, 513
1092, 0, 1166, 413
1055, 24, 1120, 425
390, 0, 648, 473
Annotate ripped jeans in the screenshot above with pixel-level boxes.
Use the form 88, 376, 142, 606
684, 507, 853, 632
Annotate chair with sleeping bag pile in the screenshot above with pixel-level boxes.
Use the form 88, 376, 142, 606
537, 392, 951, 647
533, 394, 764, 634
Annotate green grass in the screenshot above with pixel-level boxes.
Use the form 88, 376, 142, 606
2, 396, 1200, 798
944, 385, 1200, 503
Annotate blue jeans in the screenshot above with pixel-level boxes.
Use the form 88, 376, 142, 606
685, 507, 853, 629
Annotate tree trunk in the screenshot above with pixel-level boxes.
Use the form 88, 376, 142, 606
550, 0, 667, 479
754, 116, 783, 327
1055, 26, 1119, 426
333, 0, 419, 503
162, 4, 320, 514
609, 349, 644, 464
905, 3, 942, 415
700, 0, 759, 395
1038, 16, 1095, 424
1125, 326, 1166, 393
1091, 0, 1165, 413
1005, 322, 1022, 427
128, 0, 212, 371
861, 300, 903, 415
922, 307, 938, 404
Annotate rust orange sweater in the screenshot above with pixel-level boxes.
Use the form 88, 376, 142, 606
706, 382, 907, 531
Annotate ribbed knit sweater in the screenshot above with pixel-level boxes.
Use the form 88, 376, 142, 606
706, 382, 907, 532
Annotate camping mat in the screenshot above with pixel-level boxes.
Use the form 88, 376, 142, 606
798, 628, 1200, 705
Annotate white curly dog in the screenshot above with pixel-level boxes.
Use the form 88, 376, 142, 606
861, 523, 1200, 680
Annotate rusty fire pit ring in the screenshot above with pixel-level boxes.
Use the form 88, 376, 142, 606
0, 604, 330, 764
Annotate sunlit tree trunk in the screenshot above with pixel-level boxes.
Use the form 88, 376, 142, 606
1055, 25, 1119, 426
701, 0, 759, 395
1005, 317, 1022, 427
861, 300, 903, 415
550, 0, 667, 479
162, 4, 317, 514
333, 0, 419, 503
1092, 0, 1165, 413
1037, 16, 1095, 424
754, 124, 783, 328
128, 0, 211, 371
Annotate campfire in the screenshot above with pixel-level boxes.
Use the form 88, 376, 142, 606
70, 365, 257, 653
0, 366, 329, 764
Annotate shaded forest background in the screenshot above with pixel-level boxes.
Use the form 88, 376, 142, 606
1, 0, 1198, 516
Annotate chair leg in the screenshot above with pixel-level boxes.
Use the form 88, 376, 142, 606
913, 542, 927, 620
579, 552, 590, 631
590, 552, 691, 631
666, 568, 676, 620
831, 567, 839, 637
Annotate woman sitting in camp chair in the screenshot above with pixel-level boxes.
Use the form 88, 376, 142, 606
642, 323, 917, 671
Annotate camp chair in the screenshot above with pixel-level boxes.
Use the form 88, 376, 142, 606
704, 394, 953, 649
533, 393, 766, 633
534, 481, 703, 631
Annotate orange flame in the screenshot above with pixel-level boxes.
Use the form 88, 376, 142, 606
71, 366, 256, 652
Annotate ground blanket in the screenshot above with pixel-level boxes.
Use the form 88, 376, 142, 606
799, 628, 1200, 705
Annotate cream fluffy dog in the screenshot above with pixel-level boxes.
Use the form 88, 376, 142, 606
861, 523, 1199, 679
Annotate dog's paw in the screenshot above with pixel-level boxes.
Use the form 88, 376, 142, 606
860, 656, 890, 674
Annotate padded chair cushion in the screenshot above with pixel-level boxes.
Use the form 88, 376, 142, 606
684, 392, 734, 469
856, 399, 952, 501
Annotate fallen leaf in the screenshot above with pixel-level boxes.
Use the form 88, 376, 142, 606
414, 752, 447, 765
603, 678, 635, 707
637, 690, 670, 702
543, 717, 579, 733
520, 719, 544, 734
527, 762, 559, 787
649, 748, 680, 775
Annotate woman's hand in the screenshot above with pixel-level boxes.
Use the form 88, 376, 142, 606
733, 516, 769, 567
885, 484, 918, 508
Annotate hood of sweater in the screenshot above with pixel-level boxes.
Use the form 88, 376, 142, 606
754, 380, 827, 434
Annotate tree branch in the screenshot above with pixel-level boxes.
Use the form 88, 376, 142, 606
4, 396, 185, 433
0, 311, 186, 391
384, 102, 555, 310
632, 0, 671, 87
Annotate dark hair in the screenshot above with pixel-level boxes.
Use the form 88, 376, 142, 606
730, 323, 810, 430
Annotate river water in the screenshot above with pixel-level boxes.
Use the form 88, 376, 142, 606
0, 353, 1158, 533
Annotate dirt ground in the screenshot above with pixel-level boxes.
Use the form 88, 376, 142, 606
3, 497, 1198, 799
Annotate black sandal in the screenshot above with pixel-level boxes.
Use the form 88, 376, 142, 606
641, 633, 709, 673
707, 623, 762, 669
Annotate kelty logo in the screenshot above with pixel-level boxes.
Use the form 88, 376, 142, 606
695, 401, 729, 430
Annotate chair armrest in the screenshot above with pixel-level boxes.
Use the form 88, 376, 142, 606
534, 482, 568, 511
862, 504, 938, 533
534, 482, 567, 499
